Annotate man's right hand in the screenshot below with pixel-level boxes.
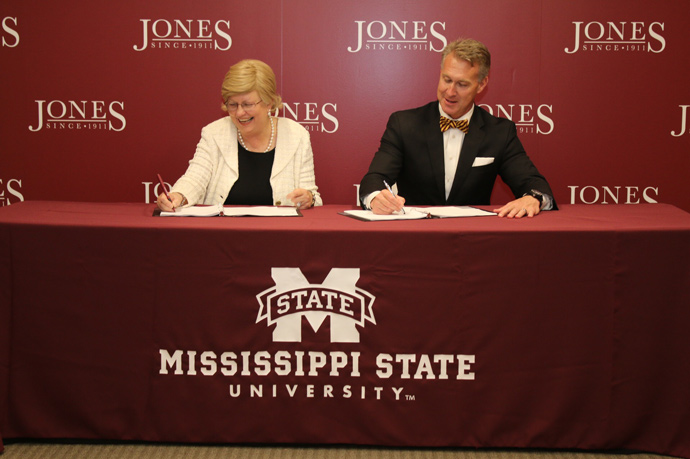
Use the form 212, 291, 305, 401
371, 189, 406, 215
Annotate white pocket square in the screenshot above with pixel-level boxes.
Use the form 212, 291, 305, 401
472, 157, 495, 167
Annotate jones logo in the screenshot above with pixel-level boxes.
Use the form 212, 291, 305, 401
2, 17, 19, 47
29, 100, 126, 132
565, 21, 665, 54
671, 105, 690, 137
133, 19, 231, 51
0, 179, 24, 206
142, 179, 172, 204
256, 268, 376, 343
279, 102, 339, 134
478, 104, 554, 135
347, 20, 446, 53
568, 186, 658, 204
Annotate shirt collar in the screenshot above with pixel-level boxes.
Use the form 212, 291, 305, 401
439, 103, 474, 122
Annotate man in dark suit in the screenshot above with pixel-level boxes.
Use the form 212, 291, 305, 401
359, 38, 556, 218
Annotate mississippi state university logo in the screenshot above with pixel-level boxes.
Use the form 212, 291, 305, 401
256, 268, 376, 343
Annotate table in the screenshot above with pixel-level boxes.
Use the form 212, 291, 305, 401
1, 202, 689, 457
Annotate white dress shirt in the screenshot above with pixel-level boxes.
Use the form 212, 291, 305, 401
440, 103, 473, 200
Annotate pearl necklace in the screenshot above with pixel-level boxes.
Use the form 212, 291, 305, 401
238, 116, 275, 153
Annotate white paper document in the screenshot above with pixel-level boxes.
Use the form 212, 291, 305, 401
409, 206, 497, 218
341, 206, 496, 221
160, 204, 300, 217
222, 206, 300, 217
160, 204, 223, 217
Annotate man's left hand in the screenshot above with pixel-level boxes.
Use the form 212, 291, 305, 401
493, 195, 541, 218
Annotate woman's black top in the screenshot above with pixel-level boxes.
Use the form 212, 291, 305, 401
224, 143, 275, 205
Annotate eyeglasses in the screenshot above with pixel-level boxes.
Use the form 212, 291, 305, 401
226, 100, 263, 112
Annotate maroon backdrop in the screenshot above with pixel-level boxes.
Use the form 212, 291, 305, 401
1, 1, 689, 211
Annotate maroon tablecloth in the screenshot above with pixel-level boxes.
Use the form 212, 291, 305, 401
1, 202, 689, 456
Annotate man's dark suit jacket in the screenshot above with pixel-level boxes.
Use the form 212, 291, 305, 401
359, 102, 556, 208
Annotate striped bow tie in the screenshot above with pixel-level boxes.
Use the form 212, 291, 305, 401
440, 116, 469, 134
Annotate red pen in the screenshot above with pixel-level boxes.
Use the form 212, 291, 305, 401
157, 174, 175, 210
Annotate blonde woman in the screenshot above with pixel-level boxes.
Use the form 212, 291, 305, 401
157, 59, 322, 211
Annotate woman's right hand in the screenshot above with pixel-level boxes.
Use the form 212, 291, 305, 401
157, 192, 185, 211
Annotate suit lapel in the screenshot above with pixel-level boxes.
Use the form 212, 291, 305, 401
271, 118, 292, 179
424, 104, 446, 199
448, 107, 485, 202
219, 118, 239, 175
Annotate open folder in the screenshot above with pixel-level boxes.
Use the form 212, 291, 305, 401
340, 206, 496, 221
158, 204, 301, 217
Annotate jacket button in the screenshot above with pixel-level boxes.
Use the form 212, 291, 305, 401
275, 201, 282, 206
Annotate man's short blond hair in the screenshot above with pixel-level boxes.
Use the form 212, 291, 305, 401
441, 38, 491, 82
220, 59, 283, 111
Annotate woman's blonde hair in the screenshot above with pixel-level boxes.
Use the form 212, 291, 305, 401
220, 59, 283, 112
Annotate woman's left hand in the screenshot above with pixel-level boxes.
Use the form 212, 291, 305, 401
287, 188, 314, 209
